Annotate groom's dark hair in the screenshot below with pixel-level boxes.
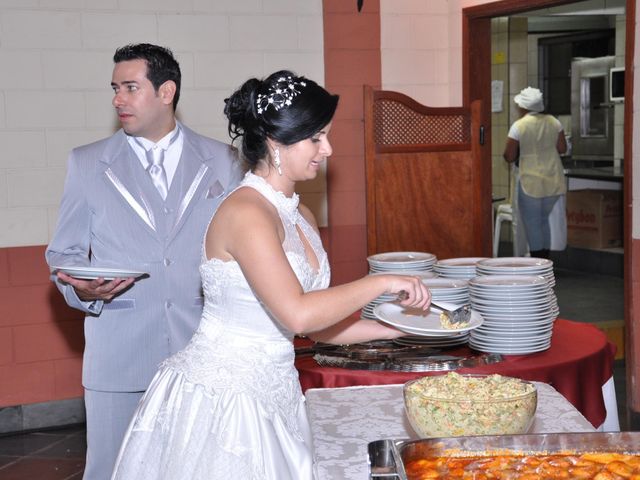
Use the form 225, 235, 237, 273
113, 43, 182, 111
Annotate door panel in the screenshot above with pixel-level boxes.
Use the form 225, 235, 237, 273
364, 87, 487, 258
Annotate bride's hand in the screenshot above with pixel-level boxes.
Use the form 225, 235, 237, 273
385, 275, 431, 310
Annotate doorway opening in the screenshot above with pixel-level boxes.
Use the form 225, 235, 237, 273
463, 0, 634, 429
490, 3, 624, 272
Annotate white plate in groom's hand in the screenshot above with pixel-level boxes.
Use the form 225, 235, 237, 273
51, 266, 148, 280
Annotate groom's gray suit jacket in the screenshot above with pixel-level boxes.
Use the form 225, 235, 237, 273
46, 124, 243, 392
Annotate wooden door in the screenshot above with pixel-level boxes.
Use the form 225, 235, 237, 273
364, 87, 489, 259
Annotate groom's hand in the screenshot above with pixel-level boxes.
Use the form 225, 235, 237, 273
57, 272, 135, 301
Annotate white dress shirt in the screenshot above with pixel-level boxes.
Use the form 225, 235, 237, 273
127, 125, 183, 187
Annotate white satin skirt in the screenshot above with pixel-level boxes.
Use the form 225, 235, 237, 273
111, 367, 313, 480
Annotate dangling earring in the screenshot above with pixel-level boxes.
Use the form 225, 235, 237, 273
273, 148, 283, 176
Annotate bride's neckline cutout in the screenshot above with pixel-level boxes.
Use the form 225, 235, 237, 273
242, 173, 319, 272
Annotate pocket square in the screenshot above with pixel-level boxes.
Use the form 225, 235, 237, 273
206, 181, 225, 199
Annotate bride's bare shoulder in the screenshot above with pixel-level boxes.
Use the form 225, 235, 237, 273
206, 186, 279, 260
216, 186, 277, 225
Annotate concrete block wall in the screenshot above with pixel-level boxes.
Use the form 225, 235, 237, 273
380, 0, 457, 107
0, 0, 326, 251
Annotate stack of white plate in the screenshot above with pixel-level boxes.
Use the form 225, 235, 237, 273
434, 257, 489, 279
468, 275, 555, 354
422, 277, 470, 305
361, 293, 398, 320
361, 271, 438, 320
394, 334, 469, 348
475, 257, 559, 317
475, 257, 556, 287
367, 251, 437, 273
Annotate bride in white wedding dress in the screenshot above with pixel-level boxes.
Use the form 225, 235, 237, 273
111, 71, 432, 480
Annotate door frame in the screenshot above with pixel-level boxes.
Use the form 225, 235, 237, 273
462, 0, 636, 414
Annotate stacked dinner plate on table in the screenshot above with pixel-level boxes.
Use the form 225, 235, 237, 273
362, 252, 438, 320
475, 257, 556, 287
475, 257, 559, 317
468, 275, 556, 354
361, 292, 398, 320
434, 257, 489, 280
393, 334, 470, 348
422, 277, 470, 305
367, 251, 437, 273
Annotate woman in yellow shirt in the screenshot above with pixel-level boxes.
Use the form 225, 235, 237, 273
503, 87, 567, 259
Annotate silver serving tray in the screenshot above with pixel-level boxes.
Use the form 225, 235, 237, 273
314, 352, 503, 371
368, 432, 640, 479
305, 340, 503, 372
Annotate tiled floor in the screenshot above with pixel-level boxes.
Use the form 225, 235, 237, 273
552, 267, 631, 431
0, 267, 630, 479
0, 424, 85, 479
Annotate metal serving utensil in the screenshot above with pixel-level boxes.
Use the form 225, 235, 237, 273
430, 300, 472, 327
396, 290, 471, 327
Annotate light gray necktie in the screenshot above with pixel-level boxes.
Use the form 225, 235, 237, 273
134, 129, 179, 200
145, 145, 169, 200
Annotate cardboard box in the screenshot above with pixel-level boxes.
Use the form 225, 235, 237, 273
566, 189, 622, 249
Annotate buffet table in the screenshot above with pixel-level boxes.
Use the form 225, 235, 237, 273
296, 319, 617, 429
307, 382, 595, 480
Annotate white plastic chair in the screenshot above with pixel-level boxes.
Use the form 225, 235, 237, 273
493, 203, 513, 257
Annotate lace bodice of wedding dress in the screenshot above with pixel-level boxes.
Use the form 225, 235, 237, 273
161, 172, 330, 433
200, 171, 330, 337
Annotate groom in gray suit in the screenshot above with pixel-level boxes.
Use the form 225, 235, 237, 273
45, 43, 242, 479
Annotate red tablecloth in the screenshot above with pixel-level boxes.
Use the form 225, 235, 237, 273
295, 319, 616, 428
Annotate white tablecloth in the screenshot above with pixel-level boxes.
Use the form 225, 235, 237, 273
307, 382, 596, 480
600, 376, 621, 431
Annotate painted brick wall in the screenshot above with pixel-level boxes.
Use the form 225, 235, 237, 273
322, 0, 381, 285
0, 246, 84, 407
0, 230, 330, 409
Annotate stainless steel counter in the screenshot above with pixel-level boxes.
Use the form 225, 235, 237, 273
564, 166, 623, 182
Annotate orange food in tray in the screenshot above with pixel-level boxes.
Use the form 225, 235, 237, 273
404, 452, 640, 479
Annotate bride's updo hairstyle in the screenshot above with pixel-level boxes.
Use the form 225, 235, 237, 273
224, 70, 339, 169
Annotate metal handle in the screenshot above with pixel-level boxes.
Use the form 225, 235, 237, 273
480, 125, 485, 145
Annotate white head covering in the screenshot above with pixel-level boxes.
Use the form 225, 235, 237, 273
514, 87, 544, 112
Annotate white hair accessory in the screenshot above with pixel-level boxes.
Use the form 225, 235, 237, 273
256, 76, 307, 115
514, 87, 544, 112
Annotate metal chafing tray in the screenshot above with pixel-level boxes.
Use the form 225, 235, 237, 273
368, 432, 640, 479
297, 340, 503, 372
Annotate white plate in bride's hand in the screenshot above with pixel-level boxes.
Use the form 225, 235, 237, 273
373, 302, 483, 336
51, 266, 148, 280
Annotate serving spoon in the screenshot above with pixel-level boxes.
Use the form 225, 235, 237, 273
396, 290, 471, 326
430, 300, 472, 327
